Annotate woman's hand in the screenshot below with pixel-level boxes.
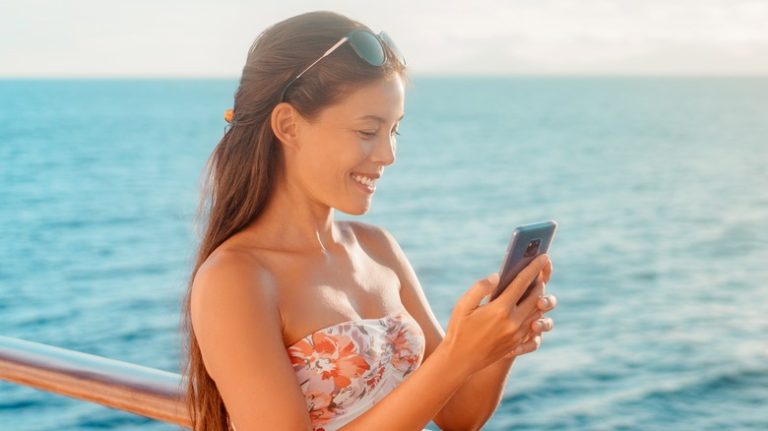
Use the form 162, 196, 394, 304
442, 254, 556, 376
501, 289, 557, 359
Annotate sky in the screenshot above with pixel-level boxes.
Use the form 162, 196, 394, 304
2, 0, 767, 77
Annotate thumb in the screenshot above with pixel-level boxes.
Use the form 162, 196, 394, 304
456, 272, 499, 314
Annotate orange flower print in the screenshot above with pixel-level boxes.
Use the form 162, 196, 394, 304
310, 332, 370, 388
365, 363, 386, 388
387, 321, 423, 374
285, 312, 426, 430
289, 330, 371, 425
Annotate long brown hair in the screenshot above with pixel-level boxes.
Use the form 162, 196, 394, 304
178, 10, 406, 431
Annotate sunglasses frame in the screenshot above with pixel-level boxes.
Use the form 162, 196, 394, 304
278, 29, 405, 103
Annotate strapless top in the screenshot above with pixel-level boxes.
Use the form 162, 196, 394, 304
285, 308, 426, 431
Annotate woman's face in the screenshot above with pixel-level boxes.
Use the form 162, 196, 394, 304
292, 74, 405, 215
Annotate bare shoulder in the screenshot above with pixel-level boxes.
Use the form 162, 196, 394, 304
192, 247, 279, 322
342, 220, 413, 293
190, 247, 312, 430
194, 246, 274, 287
343, 220, 404, 264
343, 220, 398, 250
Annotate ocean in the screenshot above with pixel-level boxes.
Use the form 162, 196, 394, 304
1, 76, 766, 430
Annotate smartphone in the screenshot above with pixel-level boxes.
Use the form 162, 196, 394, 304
489, 220, 558, 304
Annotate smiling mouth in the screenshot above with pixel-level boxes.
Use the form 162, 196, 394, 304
351, 173, 377, 187
350, 173, 377, 192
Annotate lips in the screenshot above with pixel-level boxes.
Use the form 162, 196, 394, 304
350, 172, 377, 193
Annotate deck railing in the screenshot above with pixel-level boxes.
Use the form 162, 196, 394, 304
0, 335, 190, 429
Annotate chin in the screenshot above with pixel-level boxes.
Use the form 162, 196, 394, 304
336, 201, 371, 216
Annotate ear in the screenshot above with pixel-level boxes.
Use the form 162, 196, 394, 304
270, 102, 302, 151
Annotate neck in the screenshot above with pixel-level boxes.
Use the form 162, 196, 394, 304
242, 173, 343, 255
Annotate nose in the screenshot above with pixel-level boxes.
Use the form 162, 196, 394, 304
372, 134, 396, 166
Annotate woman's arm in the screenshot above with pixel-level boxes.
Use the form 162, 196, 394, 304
432, 354, 516, 430
434, 305, 552, 430
191, 251, 316, 431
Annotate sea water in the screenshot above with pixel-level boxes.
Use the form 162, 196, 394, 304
1, 77, 767, 430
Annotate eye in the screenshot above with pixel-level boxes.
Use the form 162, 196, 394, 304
357, 130, 377, 139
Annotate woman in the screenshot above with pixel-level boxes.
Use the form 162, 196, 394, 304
180, 10, 557, 431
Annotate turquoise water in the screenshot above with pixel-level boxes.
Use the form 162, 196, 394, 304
1, 77, 767, 430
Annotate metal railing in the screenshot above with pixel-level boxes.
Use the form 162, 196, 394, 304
0, 335, 190, 429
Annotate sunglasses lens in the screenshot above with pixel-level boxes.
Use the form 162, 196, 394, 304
379, 31, 406, 66
348, 30, 386, 66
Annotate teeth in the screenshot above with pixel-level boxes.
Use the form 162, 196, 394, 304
352, 174, 375, 187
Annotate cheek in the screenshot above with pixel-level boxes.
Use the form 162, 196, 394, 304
326, 136, 372, 169
297, 133, 371, 183
296, 141, 348, 182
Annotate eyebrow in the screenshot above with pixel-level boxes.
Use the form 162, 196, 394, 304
356, 113, 405, 123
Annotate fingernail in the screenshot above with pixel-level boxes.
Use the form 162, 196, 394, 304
537, 320, 545, 329
541, 297, 550, 307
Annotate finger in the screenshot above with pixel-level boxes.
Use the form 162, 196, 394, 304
513, 335, 542, 356
517, 276, 542, 306
456, 272, 499, 315
537, 294, 557, 311
531, 317, 554, 332
520, 311, 543, 336
498, 254, 551, 308
516, 277, 546, 315
504, 332, 532, 359
541, 258, 553, 284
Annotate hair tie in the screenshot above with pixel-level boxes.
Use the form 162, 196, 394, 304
224, 108, 234, 124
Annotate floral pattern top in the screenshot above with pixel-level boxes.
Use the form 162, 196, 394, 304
285, 308, 426, 431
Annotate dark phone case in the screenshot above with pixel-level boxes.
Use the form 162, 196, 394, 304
489, 220, 557, 304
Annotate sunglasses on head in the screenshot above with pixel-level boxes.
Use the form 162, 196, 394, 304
278, 28, 406, 102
